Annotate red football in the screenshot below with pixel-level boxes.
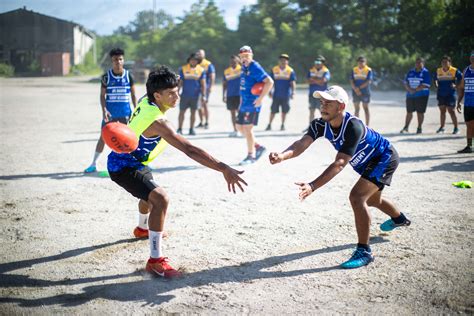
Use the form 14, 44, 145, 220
251, 82, 265, 95
101, 122, 138, 153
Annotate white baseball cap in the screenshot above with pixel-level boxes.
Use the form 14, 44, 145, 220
313, 85, 349, 106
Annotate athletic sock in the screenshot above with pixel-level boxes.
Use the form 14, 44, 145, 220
392, 212, 407, 224
138, 213, 149, 230
467, 138, 472, 147
357, 243, 371, 252
91, 151, 101, 166
149, 231, 163, 258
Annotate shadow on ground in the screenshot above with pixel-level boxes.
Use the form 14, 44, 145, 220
0, 237, 388, 307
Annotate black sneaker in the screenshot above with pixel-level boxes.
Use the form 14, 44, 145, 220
196, 122, 204, 128
457, 146, 472, 154
280, 124, 285, 131
189, 128, 196, 136
416, 127, 422, 134
436, 127, 445, 134
176, 128, 183, 135
400, 127, 409, 134
204, 123, 209, 129
265, 124, 271, 131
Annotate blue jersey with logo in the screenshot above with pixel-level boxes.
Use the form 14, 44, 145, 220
240, 61, 269, 112
307, 66, 330, 95
270, 65, 296, 98
179, 64, 206, 98
351, 66, 373, 95
463, 66, 474, 107
307, 112, 391, 176
200, 59, 215, 90
105, 69, 133, 117
223, 65, 242, 97
405, 67, 431, 98
433, 66, 462, 97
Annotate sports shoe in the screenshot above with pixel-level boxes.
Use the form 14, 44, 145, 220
457, 146, 472, 154
436, 127, 445, 134
280, 124, 286, 131
340, 248, 374, 269
239, 155, 256, 165
133, 226, 149, 238
255, 145, 267, 160
204, 123, 209, 130
265, 124, 272, 131
84, 165, 97, 173
145, 257, 181, 278
189, 128, 196, 136
400, 127, 409, 134
229, 131, 239, 137
416, 127, 422, 134
453, 127, 459, 135
196, 122, 204, 128
380, 218, 411, 232
176, 128, 183, 135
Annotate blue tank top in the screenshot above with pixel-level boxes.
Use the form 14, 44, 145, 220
324, 112, 391, 175
463, 66, 474, 107
106, 69, 132, 117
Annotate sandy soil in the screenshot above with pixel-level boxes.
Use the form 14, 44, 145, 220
0, 76, 472, 314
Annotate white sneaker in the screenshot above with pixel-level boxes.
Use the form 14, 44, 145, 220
229, 131, 241, 138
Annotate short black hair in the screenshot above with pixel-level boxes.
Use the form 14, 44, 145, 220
109, 48, 124, 57
441, 55, 451, 62
146, 66, 180, 102
416, 57, 425, 63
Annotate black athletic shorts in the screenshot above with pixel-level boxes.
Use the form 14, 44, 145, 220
406, 95, 429, 113
180, 96, 199, 110
361, 146, 399, 191
437, 95, 456, 107
271, 97, 290, 114
101, 116, 129, 127
352, 93, 371, 104
464, 106, 474, 122
109, 166, 159, 201
309, 95, 321, 109
226, 96, 240, 110
237, 111, 259, 125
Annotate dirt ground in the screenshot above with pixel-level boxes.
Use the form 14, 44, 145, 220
0, 76, 472, 314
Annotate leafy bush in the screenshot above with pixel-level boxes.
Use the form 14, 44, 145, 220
0, 63, 14, 77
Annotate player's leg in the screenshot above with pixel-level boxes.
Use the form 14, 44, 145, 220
230, 109, 238, 132
401, 98, 414, 133
85, 120, 107, 173
189, 98, 198, 135
362, 101, 370, 126
267, 98, 279, 130
353, 100, 361, 118
447, 105, 458, 133
133, 199, 150, 238
281, 99, 289, 130
458, 111, 474, 152
340, 177, 379, 269
438, 104, 447, 132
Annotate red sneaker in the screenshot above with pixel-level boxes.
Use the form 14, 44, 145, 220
133, 226, 148, 238
145, 257, 181, 278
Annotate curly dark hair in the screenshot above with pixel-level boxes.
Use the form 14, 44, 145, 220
146, 66, 180, 102
109, 48, 124, 57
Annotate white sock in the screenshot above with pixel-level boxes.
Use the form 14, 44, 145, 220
138, 213, 148, 230
91, 151, 100, 166
149, 230, 163, 258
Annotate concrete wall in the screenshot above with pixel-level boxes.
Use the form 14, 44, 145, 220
73, 26, 94, 65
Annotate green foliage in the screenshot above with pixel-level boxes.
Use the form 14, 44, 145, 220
94, 0, 472, 89
70, 49, 101, 75
0, 63, 14, 77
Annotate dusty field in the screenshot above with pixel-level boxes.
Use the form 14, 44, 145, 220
0, 76, 472, 314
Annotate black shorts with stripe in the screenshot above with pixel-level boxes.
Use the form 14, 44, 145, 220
109, 166, 159, 201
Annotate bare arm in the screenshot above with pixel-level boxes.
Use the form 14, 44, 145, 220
457, 75, 465, 113
291, 80, 296, 98
222, 80, 227, 102
209, 73, 216, 93
296, 152, 352, 201
268, 135, 314, 164
100, 86, 110, 121
144, 119, 247, 193
254, 76, 274, 107
130, 84, 137, 108
200, 78, 207, 102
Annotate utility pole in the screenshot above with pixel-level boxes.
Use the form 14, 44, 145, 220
153, 0, 157, 31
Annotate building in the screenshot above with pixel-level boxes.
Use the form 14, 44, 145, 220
0, 7, 95, 75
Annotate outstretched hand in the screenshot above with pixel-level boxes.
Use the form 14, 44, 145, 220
295, 182, 313, 201
223, 166, 247, 193
268, 152, 284, 164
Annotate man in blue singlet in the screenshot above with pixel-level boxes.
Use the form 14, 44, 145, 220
269, 85, 411, 269
456, 51, 474, 153
84, 48, 137, 173
237, 45, 274, 165
107, 66, 247, 278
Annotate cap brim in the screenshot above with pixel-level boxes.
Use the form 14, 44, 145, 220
313, 91, 336, 100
